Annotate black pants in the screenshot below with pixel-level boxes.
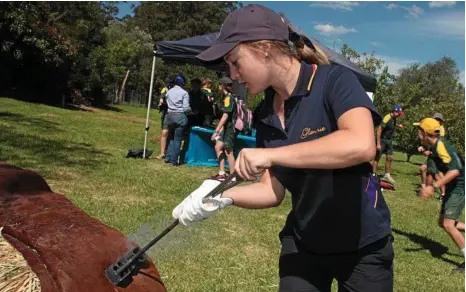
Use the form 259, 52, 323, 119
279, 235, 394, 292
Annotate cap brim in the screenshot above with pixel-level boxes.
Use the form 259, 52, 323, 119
197, 42, 239, 62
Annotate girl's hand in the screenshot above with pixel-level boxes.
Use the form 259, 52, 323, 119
235, 148, 273, 181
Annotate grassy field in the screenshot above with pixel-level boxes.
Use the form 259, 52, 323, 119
0, 97, 464, 292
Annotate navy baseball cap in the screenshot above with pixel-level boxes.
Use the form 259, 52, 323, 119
197, 4, 289, 62
174, 76, 185, 84
392, 104, 404, 115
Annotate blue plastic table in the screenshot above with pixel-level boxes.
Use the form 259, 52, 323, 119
183, 126, 256, 167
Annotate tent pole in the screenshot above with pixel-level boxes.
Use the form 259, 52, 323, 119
143, 51, 157, 159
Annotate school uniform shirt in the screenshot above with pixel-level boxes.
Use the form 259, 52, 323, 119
159, 87, 168, 109
380, 114, 396, 140
161, 87, 168, 97
200, 87, 214, 115
439, 125, 446, 137
189, 90, 203, 114
222, 93, 236, 133
255, 62, 391, 255
431, 138, 464, 193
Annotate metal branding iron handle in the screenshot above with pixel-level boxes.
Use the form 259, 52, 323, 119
106, 173, 243, 287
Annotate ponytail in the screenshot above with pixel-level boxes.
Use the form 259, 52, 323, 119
287, 28, 329, 66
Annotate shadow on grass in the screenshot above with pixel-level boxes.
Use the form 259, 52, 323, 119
0, 112, 110, 176
392, 228, 462, 266
408, 161, 424, 166
2, 93, 125, 113
392, 158, 409, 163
64, 103, 125, 113
93, 104, 125, 112
0, 112, 60, 129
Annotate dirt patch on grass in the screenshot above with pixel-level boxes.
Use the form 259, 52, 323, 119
38, 113, 58, 118
78, 105, 101, 112
243, 244, 271, 260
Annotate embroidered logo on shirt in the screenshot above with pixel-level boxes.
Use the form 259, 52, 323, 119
300, 127, 326, 139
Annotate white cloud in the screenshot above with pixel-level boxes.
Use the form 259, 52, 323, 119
429, 1, 456, 8
314, 24, 358, 36
370, 41, 379, 47
376, 55, 418, 76
459, 70, 465, 85
385, 3, 399, 10
385, 3, 425, 18
365, 11, 464, 40
403, 4, 425, 18
411, 11, 464, 40
309, 1, 360, 11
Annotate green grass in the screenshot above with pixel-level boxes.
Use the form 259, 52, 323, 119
0, 97, 464, 291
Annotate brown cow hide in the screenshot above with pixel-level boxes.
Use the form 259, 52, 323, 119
0, 163, 167, 292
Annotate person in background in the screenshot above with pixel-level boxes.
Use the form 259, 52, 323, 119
156, 79, 171, 160
172, 4, 393, 291
210, 77, 237, 181
188, 78, 205, 127
418, 112, 446, 197
372, 105, 405, 183
164, 76, 191, 166
416, 118, 464, 272
201, 78, 215, 128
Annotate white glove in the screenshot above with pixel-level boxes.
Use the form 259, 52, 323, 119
172, 179, 233, 226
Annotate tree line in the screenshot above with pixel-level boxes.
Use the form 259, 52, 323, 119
0, 2, 463, 156
0, 1, 240, 105
340, 45, 464, 158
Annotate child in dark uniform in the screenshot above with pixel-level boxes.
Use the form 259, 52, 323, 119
210, 77, 238, 181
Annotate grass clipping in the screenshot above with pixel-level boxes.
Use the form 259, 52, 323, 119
0, 228, 41, 292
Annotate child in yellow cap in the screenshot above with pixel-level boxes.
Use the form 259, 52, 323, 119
415, 117, 465, 272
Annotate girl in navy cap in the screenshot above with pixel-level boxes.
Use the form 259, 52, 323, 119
173, 4, 393, 292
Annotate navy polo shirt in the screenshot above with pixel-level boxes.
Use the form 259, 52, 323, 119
255, 62, 391, 255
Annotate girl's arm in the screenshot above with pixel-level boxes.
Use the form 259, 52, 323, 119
268, 107, 376, 169
222, 169, 285, 209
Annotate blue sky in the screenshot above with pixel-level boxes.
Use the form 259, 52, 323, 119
117, 1, 465, 82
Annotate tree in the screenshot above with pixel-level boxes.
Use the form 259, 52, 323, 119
389, 57, 464, 160
131, 2, 240, 42
86, 20, 154, 103
340, 44, 396, 113
0, 2, 117, 104
125, 1, 242, 103
340, 45, 464, 160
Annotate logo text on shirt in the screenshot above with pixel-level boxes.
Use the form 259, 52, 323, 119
301, 127, 326, 139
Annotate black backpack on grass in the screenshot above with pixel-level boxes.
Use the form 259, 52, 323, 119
126, 148, 153, 159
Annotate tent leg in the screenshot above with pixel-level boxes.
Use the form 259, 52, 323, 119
143, 53, 157, 159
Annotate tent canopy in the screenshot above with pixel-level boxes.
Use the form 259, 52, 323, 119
155, 30, 377, 92
155, 32, 227, 71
